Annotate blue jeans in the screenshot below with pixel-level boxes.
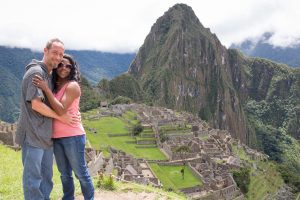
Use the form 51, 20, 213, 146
22, 143, 53, 200
54, 135, 94, 200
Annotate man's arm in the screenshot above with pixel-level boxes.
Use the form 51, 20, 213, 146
32, 76, 80, 116
31, 97, 76, 125
32, 97, 60, 119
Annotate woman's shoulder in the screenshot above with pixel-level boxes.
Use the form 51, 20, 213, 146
67, 81, 80, 88
66, 81, 81, 94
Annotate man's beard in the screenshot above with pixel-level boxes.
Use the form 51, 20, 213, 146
52, 63, 58, 69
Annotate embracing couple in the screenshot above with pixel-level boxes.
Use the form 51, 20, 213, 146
15, 38, 94, 200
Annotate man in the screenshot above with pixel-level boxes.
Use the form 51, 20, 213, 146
16, 38, 74, 200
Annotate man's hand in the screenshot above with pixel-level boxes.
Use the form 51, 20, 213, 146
58, 112, 81, 127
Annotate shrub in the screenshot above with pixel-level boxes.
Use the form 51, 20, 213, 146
96, 173, 116, 191
132, 123, 143, 136
111, 96, 132, 105
103, 174, 116, 191
232, 167, 250, 194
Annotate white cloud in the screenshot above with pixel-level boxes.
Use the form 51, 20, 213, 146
0, 0, 299, 52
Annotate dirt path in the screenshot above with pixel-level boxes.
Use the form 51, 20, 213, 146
76, 190, 168, 200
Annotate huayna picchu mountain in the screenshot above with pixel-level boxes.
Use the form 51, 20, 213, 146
128, 4, 248, 142
108, 4, 300, 190
126, 3, 300, 142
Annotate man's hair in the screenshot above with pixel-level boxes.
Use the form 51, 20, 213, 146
45, 38, 64, 49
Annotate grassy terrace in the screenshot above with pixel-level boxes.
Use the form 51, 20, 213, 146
149, 164, 203, 191
231, 143, 284, 199
83, 116, 166, 160
232, 143, 252, 162
247, 162, 283, 200
159, 125, 192, 135
0, 145, 82, 200
121, 111, 139, 125
0, 144, 186, 200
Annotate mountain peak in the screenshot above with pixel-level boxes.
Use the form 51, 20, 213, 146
150, 3, 205, 37
129, 3, 221, 77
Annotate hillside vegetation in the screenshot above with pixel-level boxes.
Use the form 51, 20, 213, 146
0, 46, 134, 123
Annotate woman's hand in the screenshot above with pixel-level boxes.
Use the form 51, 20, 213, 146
32, 75, 48, 91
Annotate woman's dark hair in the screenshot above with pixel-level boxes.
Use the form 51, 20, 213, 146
52, 54, 81, 92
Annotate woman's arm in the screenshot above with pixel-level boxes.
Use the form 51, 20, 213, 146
60, 81, 81, 113
31, 97, 78, 125
33, 75, 80, 115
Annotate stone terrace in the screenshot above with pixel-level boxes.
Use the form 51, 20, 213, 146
99, 104, 248, 199
0, 121, 17, 146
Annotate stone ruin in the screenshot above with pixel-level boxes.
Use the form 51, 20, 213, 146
85, 147, 108, 176
0, 103, 265, 200
0, 121, 17, 147
109, 147, 160, 187
101, 104, 271, 199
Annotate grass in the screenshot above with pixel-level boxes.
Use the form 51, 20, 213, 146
232, 143, 252, 162
231, 143, 285, 199
108, 179, 187, 200
121, 111, 139, 125
149, 164, 203, 191
0, 144, 82, 200
81, 108, 99, 119
0, 144, 185, 200
246, 161, 283, 200
199, 134, 209, 141
84, 117, 167, 160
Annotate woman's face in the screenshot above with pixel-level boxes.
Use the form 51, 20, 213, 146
57, 58, 72, 79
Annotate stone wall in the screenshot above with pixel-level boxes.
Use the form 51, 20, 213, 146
0, 132, 14, 146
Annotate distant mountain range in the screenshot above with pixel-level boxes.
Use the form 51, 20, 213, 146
0, 46, 135, 122
230, 32, 300, 67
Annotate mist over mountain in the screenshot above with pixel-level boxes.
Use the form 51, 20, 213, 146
231, 32, 300, 68
0, 46, 134, 122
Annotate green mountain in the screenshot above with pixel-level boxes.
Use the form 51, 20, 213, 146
0, 46, 134, 122
128, 4, 248, 142
0, 46, 40, 122
108, 4, 300, 190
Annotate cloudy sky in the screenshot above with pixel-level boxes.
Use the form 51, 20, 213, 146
1, 0, 299, 53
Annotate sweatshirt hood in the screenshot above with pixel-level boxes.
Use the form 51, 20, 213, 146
25, 59, 48, 74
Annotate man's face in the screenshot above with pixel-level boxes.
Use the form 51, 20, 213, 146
44, 42, 65, 70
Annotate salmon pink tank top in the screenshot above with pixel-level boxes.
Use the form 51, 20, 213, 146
52, 82, 85, 138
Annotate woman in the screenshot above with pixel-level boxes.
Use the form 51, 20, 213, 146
33, 54, 94, 200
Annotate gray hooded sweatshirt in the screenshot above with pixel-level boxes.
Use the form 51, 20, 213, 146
15, 59, 53, 149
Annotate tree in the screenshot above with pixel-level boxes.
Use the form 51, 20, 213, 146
111, 96, 132, 105
132, 123, 143, 136
97, 78, 111, 98
80, 75, 100, 111
232, 167, 250, 194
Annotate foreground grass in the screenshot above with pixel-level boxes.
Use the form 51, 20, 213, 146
0, 144, 81, 200
84, 117, 167, 160
0, 144, 185, 200
149, 163, 202, 191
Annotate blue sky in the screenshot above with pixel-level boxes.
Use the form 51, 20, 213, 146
1, 0, 299, 52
